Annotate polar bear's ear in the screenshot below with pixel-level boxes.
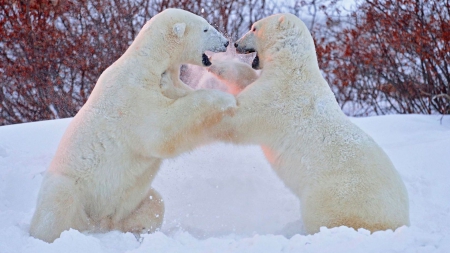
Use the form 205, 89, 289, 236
173, 23, 186, 38
277, 15, 291, 30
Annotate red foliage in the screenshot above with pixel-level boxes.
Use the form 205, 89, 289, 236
1, 0, 448, 125
0, 0, 153, 125
315, 0, 450, 115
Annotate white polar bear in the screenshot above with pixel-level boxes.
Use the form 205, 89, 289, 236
208, 14, 410, 234
30, 8, 235, 243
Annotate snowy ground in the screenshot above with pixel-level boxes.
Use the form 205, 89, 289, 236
0, 114, 449, 252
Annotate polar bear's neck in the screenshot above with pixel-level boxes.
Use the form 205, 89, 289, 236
117, 26, 175, 79
260, 29, 324, 87
260, 49, 326, 95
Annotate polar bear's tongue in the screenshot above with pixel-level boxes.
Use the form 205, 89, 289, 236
202, 53, 212, 66
251, 54, 260, 69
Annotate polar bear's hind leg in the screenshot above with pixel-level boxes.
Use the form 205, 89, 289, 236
119, 188, 164, 234
29, 174, 89, 242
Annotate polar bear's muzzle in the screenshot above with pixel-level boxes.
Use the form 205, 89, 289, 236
203, 41, 229, 66
234, 43, 255, 55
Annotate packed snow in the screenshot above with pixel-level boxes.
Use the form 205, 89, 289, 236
0, 114, 449, 252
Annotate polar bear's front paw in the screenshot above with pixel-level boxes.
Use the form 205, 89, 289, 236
160, 71, 172, 87
160, 71, 174, 96
208, 89, 237, 116
161, 71, 190, 99
194, 89, 237, 116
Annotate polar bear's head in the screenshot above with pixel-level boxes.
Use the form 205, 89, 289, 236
234, 13, 317, 70
144, 9, 229, 67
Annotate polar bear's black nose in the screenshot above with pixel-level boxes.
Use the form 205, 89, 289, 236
234, 43, 238, 48
224, 41, 229, 47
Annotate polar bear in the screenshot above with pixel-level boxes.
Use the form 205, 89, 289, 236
207, 14, 410, 234
29, 8, 235, 243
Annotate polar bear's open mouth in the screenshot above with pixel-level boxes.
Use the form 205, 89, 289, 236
251, 53, 260, 69
245, 50, 259, 70
236, 47, 260, 70
202, 53, 212, 66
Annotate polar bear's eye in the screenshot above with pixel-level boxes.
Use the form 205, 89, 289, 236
252, 27, 256, 32
203, 28, 208, 33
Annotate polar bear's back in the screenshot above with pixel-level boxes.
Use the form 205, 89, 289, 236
297, 117, 410, 233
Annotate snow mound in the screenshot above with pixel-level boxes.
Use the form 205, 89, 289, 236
0, 115, 449, 252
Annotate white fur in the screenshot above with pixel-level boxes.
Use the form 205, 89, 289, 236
30, 8, 235, 243
210, 14, 410, 234
208, 48, 259, 95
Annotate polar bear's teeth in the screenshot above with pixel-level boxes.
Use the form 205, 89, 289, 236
202, 53, 212, 66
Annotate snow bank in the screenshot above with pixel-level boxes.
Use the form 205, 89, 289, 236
0, 115, 449, 252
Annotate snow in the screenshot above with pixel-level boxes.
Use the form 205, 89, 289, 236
0, 114, 449, 252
